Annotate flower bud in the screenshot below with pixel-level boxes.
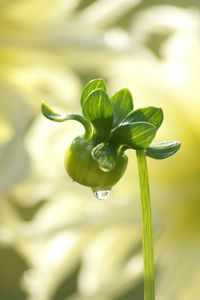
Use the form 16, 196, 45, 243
65, 137, 128, 190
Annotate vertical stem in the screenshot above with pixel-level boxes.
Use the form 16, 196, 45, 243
136, 150, 155, 300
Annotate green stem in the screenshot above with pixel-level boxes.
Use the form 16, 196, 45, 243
136, 150, 155, 300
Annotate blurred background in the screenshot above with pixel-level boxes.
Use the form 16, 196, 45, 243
0, 0, 200, 299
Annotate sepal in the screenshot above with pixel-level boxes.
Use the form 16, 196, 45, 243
41, 102, 93, 139
82, 89, 113, 141
111, 121, 157, 150
146, 141, 181, 159
124, 106, 163, 129
92, 143, 118, 172
81, 78, 106, 106
110, 88, 133, 127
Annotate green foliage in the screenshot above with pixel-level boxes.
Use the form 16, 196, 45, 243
80, 78, 106, 106
41, 102, 61, 121
124, 106, 163, 129
111, 88, 133, 127
111, 122, 157, 149
42, 79, 181, 300
146, 141, 181, 159
42, 79, 180, 191
92, 142, 118, 171
82, 89, 113, 140
41, 102, 93, 139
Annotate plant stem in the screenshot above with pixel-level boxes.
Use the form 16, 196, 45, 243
136, 150, 155, 300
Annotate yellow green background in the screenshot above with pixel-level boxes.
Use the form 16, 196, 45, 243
0, 1, 200, 299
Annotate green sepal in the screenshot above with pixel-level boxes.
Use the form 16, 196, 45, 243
111, 121, 157, 150
91, 142, 118, 172
146, 141, 181, 159
80, 78, 106, 106
82, 89, 113, 141
41, 102, 62, 121
110, 88, 133, 127
124, 106, 163, 129
41, 102, 93, 139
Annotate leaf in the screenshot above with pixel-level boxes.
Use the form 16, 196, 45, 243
111, 121, 157, 150
41, 102, 93, 138
82, 89, 113, 140
41, 102, 62, 121
110, 88, 133, 127
80, 78, 106, 106
92, 143, 118, 172
41, 102, 85, 123
146, 141, 181, 159
124, 106, 163, 129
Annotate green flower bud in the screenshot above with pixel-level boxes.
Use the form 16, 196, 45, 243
65, 136, 128, 191
41, 78, 180, 199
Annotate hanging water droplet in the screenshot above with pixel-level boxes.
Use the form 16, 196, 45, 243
93, 190, 110, 200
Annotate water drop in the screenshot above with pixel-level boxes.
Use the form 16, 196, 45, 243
93, 190, 110, 200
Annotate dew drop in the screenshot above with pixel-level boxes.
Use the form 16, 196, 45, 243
93, 190, 110, 200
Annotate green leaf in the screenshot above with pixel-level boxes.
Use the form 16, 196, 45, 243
41, 102, 87, 124
146, 141, 181, 159
82, 89, 113, 141
81, 78, 106, 106
110, 88, 133, 127
111, 121, 157, 150
91, 143, 118, 172
41, 102, 61, 121
41, 102, 93, 139
124, 106, 163, 129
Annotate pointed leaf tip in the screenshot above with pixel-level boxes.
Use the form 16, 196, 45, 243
111, 88, 133, 127
146, 141, 181, 159
41, 102, 93, 138
81, 78, 106, 106
82, 88, 113, 140
111, 121, 157, 150
41, 102, 60, 120
124, 106, 164, 129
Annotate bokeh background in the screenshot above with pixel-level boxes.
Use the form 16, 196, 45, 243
0, 0, 200, 299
